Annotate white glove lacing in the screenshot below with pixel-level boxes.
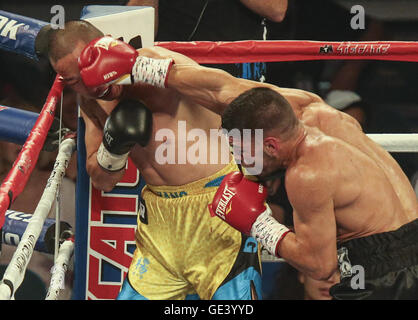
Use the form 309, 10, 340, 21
250, 204, 291, 257
131, 56, 174, 88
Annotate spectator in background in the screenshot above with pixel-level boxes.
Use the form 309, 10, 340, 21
127, 0, 288, 41
325, 90, 371, 131
127, 0, 289, 81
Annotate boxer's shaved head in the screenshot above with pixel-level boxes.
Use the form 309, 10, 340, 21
222, 87, 299, 140
48, 20, 104, 63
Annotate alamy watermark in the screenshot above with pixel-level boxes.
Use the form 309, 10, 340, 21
350, 265, 365, 290
350, 5, 365, 30
338, 247, 365, 290
154, 121, 264, 175
50, 5, 65, 29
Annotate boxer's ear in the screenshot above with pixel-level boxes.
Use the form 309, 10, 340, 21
263, 137, 279, 157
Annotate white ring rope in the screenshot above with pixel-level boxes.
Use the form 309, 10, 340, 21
54, 92, 64, 263
367, 134, 418, 153
0, 138, 76, 300
45, 238, 74, 300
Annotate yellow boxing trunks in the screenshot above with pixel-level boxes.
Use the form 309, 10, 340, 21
118, 160, 262, 300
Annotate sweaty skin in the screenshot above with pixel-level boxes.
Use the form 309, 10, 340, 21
52, 43, 231, 192
52, 42, 418, 280
162, 61, 418, 279
52, 41, 259, 299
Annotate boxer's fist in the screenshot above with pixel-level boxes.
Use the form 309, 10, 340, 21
96, 99, 152, 172
79, 36, 139, 88
208, 171, 268, 235
208, 171, 291, 257
79, 36, 174, 89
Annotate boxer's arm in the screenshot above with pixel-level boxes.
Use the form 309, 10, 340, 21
166, 63, 324, 115
167, 64, 271, 114
278, 165, 338, 280
80, 102, 125, 192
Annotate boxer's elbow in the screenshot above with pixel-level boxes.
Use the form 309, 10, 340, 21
295, 242, 337, 280
283, 236, 337, 280
308, 257, 337, 281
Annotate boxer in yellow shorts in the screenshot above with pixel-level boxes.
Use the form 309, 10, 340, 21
118, 160, 262, 300
46, 21, 262, 300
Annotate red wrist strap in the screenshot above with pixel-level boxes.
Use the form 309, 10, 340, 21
275, 230, 292, 258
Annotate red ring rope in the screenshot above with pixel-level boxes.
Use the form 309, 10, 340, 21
0, 75, 64, 228
155, 40, 418, 64
2, 40, 415, 227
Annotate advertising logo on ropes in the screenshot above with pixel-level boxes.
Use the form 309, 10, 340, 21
0, 15, 29, 40
319, 42, 391, 55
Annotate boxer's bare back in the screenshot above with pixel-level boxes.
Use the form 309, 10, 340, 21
162, 63, 418, 242
288, 92, 418, 241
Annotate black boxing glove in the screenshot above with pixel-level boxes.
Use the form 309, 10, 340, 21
96, 99, 152, 171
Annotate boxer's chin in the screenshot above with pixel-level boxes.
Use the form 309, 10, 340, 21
91, 85, 123, 101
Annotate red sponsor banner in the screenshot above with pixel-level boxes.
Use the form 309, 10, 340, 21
85, 158, 142, 300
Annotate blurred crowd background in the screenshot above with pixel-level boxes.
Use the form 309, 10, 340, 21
0, 0, 417, 300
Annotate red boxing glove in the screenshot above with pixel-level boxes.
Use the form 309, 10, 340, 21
208, 171, 267, 235
78, 36, 138, 88
79, 36, 174, 89
208, 171, 291, 257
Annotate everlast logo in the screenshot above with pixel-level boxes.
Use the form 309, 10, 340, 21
104, 131, 114, 147
215, 186, 236, 220
0, 16, 27, 40
319, 45, 333, 54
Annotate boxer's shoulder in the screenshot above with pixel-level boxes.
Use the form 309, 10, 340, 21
137, 46, 198, 65
286, 162, 336, 211
286, 141, 339, 196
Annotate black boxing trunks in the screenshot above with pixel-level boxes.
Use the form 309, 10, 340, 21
330, 218, 418, 300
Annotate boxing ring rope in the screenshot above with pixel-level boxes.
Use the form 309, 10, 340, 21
367, 134, 418, 153
0, 137, 76, 300
0, 75, 64, 228
157, 40, 418, 153
0, 72, 74, 299
155, 40, 418, 63
46, 236, 75, 300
